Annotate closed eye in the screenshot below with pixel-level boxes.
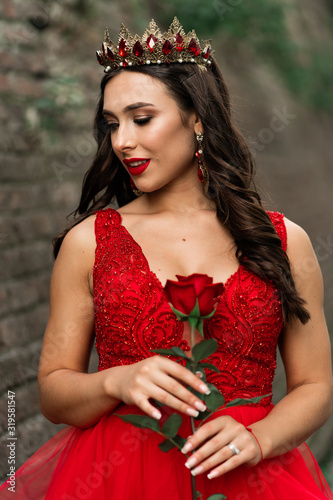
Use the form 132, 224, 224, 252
106, 122, 118, 131
134, 117, 152, 125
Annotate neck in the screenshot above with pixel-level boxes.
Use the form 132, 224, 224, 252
142, 182, 216, 215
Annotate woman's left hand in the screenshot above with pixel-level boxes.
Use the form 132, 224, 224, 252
181, 415, 262, 479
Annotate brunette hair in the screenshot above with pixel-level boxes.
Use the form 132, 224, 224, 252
53, 61, 310, 325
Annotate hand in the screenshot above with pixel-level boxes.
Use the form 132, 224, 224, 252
181, 416, 262, 478
108, 356, 211, 420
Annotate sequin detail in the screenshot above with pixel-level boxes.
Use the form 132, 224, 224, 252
93, 209, 286, 406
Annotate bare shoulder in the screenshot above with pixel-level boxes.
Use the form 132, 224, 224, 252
283, 216, 323, 295
59, 214, 97, 258
283, 217, 315, 260
54, 215, 97, 288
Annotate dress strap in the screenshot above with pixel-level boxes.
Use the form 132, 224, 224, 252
93, 208, 121, 271
266, 210, 287, 252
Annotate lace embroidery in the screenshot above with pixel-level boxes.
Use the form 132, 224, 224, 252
93, 208, 285, 406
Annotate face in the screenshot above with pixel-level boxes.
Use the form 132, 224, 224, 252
102, 71, 202, 193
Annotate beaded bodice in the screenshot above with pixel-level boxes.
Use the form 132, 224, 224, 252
93, 209, 286, 406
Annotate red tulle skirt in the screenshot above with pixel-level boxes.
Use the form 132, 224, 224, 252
0, 404, 332, 500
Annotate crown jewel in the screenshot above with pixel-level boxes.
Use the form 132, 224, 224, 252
96, 17, 214, 73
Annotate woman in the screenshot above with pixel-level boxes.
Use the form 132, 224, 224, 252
0, 18, 332, 500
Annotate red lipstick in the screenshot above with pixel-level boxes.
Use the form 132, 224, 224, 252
123, 158, 150, 176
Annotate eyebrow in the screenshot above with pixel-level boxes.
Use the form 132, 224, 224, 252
102, 102, 155, 117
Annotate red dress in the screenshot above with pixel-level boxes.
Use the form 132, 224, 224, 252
0, 208, 332, 500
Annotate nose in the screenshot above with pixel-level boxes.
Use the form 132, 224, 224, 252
111, 123, 136, 153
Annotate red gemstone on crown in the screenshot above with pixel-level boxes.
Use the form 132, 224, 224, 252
146, 34, 157, 52
188, 38, 200, 57
162, 40, 173, 56
133, 40, 143, 57
119, 38, 128, 57
175, 33, 184, 52
122, 60, 128, 67
204, 46, 211, 59
101, 43, 106, 56
175, 33, 183, 44
107, 47, 114, 61
96, 51, 103, 64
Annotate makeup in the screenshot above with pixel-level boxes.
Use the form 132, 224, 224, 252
123, 158, 150, 176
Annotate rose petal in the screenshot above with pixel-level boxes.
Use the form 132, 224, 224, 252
164, 280, 196, 315
197, 283, 224, 316
175, 274, 213, 295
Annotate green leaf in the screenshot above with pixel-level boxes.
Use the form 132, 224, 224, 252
151, 399, 165, 408
193, 409, 212, 420
171, 346, 190, 359
192, 339, 218, 363
151, 348, 177, 356
173, 434, 186, 449
158, 433, 186, 453
161, 413, 183, 438
205, 384, 225, 411
169, 304, 189, 320
192, 388, 206, 401
207, 494, 227, 500
114, 414, 159, 432
225, 394, 270, 408
159, 439, 176, 453
199, 362, 220, 373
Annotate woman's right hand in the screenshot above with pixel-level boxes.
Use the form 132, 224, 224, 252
106, 356, 211, 420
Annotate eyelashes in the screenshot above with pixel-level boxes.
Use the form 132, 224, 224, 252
105, 116, 152, 131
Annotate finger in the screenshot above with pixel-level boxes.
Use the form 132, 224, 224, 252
207, 449, 255, 479
181, 417, 231, 453
206, 453, 245, 479
159, 357, 211, 395
187, 445, 235, 476
144, 382, 206, 417
151, 371, 208, 413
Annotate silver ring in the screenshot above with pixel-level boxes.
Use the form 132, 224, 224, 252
228, 443, 240, 456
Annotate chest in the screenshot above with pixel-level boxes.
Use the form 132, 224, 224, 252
118, 217, 239, 287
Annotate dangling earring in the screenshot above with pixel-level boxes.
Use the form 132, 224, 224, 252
196, 131, 209, 193
130, 177, 143, 197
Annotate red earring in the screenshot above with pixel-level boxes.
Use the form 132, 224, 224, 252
130, 177, 143, 197
196, 132, 209, 192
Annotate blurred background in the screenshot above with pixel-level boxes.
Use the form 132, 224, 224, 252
0, 0, 332, 485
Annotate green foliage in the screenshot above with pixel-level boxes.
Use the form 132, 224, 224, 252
114, 413, 160, 432
161, 414, 183, 438
192, 339, 218, 363
156, 0, 333, 111
207, 495, 227, 500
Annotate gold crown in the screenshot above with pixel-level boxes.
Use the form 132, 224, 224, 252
96, 17, 214, 73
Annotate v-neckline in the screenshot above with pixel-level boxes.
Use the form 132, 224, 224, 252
115, 209, 242, 294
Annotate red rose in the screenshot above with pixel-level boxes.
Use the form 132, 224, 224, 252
164, 274, 224, 317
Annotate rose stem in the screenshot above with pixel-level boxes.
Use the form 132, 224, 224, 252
190, 322, 198, 500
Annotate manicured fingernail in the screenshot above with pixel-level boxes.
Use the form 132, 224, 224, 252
191, 465, 203, 476
195, 371, 203, 378
186, 408, 199, 417
199, 384, 211, 395
185, 456, 197, 469
152, 410, 162, 420
181, 442, 193, 454
194, 401, 207, 412
207, 470, 219, 479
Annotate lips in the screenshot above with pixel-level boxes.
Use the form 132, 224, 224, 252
123, 158, 150, 176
